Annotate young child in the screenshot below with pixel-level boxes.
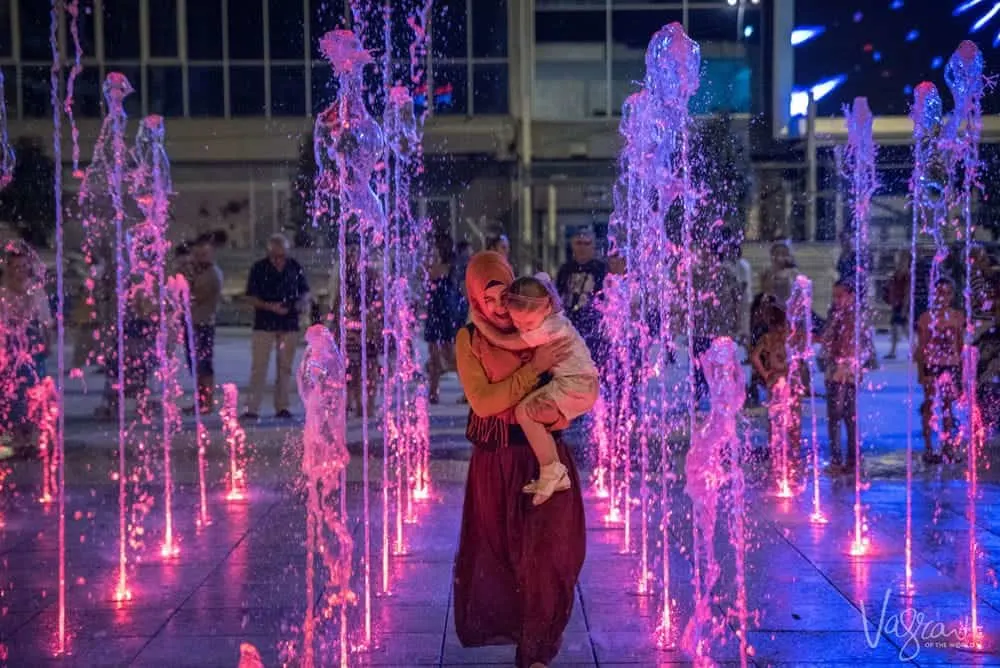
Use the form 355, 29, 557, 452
751, 305, 807, 467
470, 274, 600, 505
916, 277, 965, 464
821, 281, 866, 472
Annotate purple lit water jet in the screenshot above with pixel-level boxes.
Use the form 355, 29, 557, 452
842, 96, 877, 558
907, 79, 944, 594
945, 39, 987, 650
316, 28, 384, 644
220, 383, 249, 502
0, 70, 13, 190
76, 71, 135, 602
298, 325, 354, 666
683, 338, 751, 666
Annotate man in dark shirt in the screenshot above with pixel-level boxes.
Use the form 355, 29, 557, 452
556, 227, 609, 368
244, 234, 310, 419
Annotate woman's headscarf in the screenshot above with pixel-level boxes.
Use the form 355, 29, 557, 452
465, 251, 514, 318
462, 251, 523, 445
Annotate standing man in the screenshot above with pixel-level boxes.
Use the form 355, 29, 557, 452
556, 227, 609, 368
243, 234, 310, 420
186, 233, 223, 413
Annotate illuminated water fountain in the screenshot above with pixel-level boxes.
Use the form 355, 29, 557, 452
682, 337, 750, 666
841, 96, 876, 558
77, 71, 135, 602
297, 325, 354, 666
315, 28, 385, 645
0, 70, 14, 189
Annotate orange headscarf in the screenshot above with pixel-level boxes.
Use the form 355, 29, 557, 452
465, 251, 514, 317
462, 251, 527, 444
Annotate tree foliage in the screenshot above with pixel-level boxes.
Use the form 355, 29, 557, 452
0, 136, 57, 247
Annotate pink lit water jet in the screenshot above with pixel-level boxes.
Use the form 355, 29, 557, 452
683, 338, 751, 665
945, 39, 986, 648
28, 378, 58, 505
298, 325, 354, 666
908, 80, 944, 594
317, 28, 384, 645
77, 71, 135, 604
220, 384, 249, 501
790, 277, 827, 523
46, 2, 66, 651
842, 96, 877, 558
128, 114, 178, 560
0, 70, 13, 189
607, 20, 703, 649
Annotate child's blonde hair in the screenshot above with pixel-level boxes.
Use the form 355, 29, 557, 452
504, 273, 563, 314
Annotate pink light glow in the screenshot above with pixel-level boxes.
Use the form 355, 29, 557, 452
220, 384, 249, 502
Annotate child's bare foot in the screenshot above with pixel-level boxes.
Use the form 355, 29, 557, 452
529, 462, 570, 506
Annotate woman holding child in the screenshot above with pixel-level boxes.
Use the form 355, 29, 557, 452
453, 251, 587, 668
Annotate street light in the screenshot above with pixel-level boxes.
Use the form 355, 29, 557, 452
731, 0, 761, 40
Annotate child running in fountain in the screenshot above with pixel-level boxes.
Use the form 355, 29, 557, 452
470, 274, 600, 505
751, 305, 807, 471
916, 277, 965, 464
820, 280, 869, 474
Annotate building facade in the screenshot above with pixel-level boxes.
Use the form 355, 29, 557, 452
1, 0, 772, 267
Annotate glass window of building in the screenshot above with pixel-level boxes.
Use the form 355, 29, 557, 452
269, 0, 305, 60
272, 65, 307, 116
19, 0, 53, 61
473, 64, 508, 114
1, 66, 17, 115
311, 64, 338, 115
187, 0, 224, 60
309, 0, 346, 55
149, 0, 179, 58
189, 66, 225, 116
472, 0, 507, 58
431, 64, 467, 115
74, 68, 103, 118
229, 0, 265, 60
0, 3, 13, 58
230, 66, 266, 116
147, 66, 184, 117
432, 0, 467, 59
104, 0, 141, 60
21, 66, 51, 118
535, 10, 606, 120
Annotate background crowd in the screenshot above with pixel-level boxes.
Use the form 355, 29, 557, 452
2, 226, 1000, 469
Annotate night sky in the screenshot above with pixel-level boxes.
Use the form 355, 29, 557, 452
794, 0, 1000, 116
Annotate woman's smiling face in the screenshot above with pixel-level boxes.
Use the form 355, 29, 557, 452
481, 284, 512, 329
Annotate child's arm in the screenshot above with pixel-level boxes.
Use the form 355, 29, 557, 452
469, 309, 533, 351
751, 336, 770, 382
915, 313, 928, 366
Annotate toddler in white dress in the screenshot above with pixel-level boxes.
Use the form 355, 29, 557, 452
471, 273, 599, 504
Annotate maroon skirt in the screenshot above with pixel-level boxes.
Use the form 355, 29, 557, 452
453, 433, 586, 667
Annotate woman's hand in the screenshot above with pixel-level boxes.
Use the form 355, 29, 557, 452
530, 339, 573, 374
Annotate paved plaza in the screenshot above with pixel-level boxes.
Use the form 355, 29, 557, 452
0, 331, 999, 666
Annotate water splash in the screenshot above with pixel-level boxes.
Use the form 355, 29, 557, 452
298, 325, 354, 666
47, 1, 67, 652
906, 80, 943, 594
0, 70, 14, 190
65, 0, 84, 176
944, 39, 987, 650
128, 114, 178, 559
77, 71, 135, 602
27, 378, 58, 505
842, 96, 877, 558
606, 20, 702, 649
790, 276, 827, 523
683, 338, 750, 666
317, 28, 385, 646
220, 384, 249, 501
